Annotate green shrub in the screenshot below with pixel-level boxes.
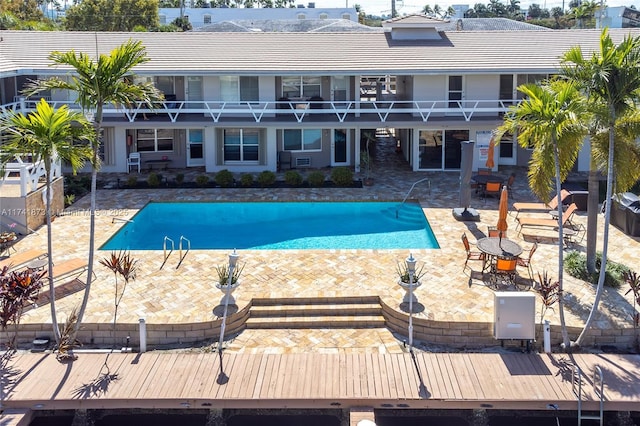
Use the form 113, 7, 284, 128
240, 173, 254, 187
215, 169, 235, 187
195, 174, 210, 187
331, 167, 353, 187
284, 170, 303, 186
175, 173, 185, 185
126, 176, 138, 187
64, 175, 91, 197
147, 172, 161, 187
307, 171, 325, 187
257, 170, 276, 187
64, 194, 75, 207
564, 250, 630, 289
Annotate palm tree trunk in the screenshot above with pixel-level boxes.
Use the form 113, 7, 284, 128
553, 137, 571, 349
73, 106, 103, 339
586, 149, 599, 274
576, 112, 616, 346
44, 159, 61, 344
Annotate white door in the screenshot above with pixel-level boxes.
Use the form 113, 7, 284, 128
331, 129, 349, 166
187, 129, 204, 167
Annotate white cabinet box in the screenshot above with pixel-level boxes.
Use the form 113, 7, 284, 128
494, 292, 536, 340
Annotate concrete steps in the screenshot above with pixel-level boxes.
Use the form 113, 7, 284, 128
246, 296, 385, 329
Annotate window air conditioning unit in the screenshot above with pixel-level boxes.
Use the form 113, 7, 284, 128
295, 157, 311, 167
494, 292, 535, 340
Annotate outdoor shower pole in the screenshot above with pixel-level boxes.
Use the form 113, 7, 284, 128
218, 250, 239, 356
406, 253, 416, 352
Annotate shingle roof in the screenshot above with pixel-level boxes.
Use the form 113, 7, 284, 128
2, 29, 639, 76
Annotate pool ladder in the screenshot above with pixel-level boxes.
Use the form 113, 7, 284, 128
162, 236, 191, 269
572, 364, 604, 426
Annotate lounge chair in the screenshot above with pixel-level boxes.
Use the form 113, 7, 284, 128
516, 203, 578, 234
0, 249, 47, 272
43, 258, 89, 282
512, 189, 571, 218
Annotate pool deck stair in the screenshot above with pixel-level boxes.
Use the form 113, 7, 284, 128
247, 296, 386, 329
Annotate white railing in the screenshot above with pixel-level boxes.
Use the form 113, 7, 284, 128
1, 98, 519, 125
0, 154, 61, 197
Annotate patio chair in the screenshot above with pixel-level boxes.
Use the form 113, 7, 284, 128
506, 173, 516, 198
487, 226, 503, 238
490, 256, 518, 288
472, 168, 492, 192
482, 181, 502, 200
127, 152, 141, 173
516, 242, 537, 282
461, 232, 485, 271
516, 203, 578, 234
512, 189, 571, 218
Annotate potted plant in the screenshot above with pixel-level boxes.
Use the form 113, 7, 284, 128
396, 260, 426, 303
215, 261, 245, 305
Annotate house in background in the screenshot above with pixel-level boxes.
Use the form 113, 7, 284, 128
2, 17, 639, 182
159, 5, 357, 29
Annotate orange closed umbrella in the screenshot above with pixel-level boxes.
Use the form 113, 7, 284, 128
497, 185, 509, 242
485, 137, 495, 169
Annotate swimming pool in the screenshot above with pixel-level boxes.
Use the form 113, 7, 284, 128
100, 202, 440, 250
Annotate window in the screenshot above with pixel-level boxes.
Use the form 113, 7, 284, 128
155, 76, 175, 96
516, 74, 548, 99
297, 13, 306, 19
136, 129, 174, 152
319, 13, 328, 19
283, 129, 321, 152
282, 76, 321, 99
159, 14, 166, 24
341, 13, 351, 19
203, 14, 211, 24
224, 129, 259, 162
220, 76, 259, 102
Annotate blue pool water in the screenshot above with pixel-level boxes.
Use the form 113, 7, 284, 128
100, 201, 440, 250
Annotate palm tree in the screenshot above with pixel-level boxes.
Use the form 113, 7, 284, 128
498, 79, 588, 350
0, 99, 93, 344
561, 29, 640, 347
24, 40, 163, 341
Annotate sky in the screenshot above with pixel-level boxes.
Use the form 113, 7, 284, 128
310, 0, 639, 16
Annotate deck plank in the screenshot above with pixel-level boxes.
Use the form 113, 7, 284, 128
450, 353, 480, 400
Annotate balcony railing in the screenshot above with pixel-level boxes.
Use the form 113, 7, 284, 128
3, 98, 519, 125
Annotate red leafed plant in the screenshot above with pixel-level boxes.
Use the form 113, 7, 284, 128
0, 265, 45, 349
536, 271, 560, 330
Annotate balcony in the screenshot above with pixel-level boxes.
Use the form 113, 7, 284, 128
3, 98, 519, 125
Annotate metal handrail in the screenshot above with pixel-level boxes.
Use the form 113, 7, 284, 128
163, 236, 174, 262
112, 217, 134, 224
397, 177, 431, 218
179, 235, 191, 260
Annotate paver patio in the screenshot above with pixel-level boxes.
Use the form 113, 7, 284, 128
7, 141, 640, 353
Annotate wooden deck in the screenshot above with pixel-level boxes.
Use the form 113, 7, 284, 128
3, 352, 640, 416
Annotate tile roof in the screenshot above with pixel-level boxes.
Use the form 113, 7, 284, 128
1, 29, 639, 76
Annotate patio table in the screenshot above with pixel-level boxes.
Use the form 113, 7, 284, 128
477, 237, 523, 258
